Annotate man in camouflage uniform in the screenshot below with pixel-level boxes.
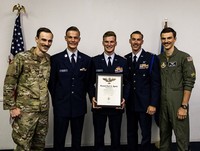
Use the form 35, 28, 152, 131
158, 27, 196, 151
3, 27, 53, 151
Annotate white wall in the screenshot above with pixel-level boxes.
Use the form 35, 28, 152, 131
0, 0, 200, 149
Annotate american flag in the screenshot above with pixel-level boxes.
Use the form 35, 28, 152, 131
10, 14, 24, 61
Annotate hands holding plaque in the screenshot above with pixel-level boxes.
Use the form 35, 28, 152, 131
92, 97, 125, 109
96, 74, 123, 107
94, 74, 125, 109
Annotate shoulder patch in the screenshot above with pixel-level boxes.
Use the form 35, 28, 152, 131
187, 56, 193, 62
191, 72, 196, 78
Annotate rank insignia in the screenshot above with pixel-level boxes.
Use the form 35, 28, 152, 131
161, 62, 166, 68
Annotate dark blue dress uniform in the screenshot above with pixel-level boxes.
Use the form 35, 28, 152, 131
48, 50, 92, 151
125, 49, 161, 151
88, 53, 130, 151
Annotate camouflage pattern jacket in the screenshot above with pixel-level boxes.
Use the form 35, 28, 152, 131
3, 47, 51, 112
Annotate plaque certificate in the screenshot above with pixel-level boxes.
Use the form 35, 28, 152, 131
96, 74, 123, 107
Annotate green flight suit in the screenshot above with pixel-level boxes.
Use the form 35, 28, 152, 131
3, 47, 50, 151
158, 47, 196, 151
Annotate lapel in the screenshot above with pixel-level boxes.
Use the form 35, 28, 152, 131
105, 54, 120, 73
60, 50, 84, 73
135, 49, 146, 71
98, 53, 122, 73
127, 53, 133, 66
126, 53, 134, 72
76, 51, 84, 71
99, 53, 109, 72
112, 55, 119, 69
61, 50, 71, 69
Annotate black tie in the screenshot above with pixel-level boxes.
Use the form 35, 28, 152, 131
133, 55, 137, 69
108, 56, 112, 68
71, 53, 75, 68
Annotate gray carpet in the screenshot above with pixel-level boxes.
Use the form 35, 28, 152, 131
1, 142, 200, 151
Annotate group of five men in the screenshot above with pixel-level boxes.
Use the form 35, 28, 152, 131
3, 26, 196, 151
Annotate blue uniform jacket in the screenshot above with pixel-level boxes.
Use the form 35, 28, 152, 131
125, 49, 161, 112
88, 53, 130, 114
48, 50, 92, 117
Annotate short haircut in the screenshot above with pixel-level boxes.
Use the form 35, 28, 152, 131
65, 26, 80, 36
36, 27, 53, 38
160, 27, 176, 38
103, 31, 116, 40
130, 31, 143, 39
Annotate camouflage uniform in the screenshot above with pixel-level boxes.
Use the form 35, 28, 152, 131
158, 47, 196, 151
3, 47, 50, 151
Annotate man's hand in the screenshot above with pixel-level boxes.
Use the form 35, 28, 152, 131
146, 105, 156, 115
10, 108, 21, 118
92, 97, 102, 109
177, 107, 187, 120
116, 98, 125, 110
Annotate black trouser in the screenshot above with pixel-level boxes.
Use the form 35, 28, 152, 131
93, 112, 122, 151
127, 111, 152, 151
53, 115, 85, 151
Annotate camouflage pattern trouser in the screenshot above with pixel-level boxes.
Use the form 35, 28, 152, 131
12, 110, 49, 151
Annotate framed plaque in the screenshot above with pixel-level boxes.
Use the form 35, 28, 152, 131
96, 73, 123, 107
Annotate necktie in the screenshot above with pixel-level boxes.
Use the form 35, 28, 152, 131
108, 56, 112, 68
133, 55, 137, 69
107, 56, 112, 73
71, 53, 75, 68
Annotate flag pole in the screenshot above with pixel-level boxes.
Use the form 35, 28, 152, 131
9, 4, 26, 63
164, 18, 168, 28
160, 18, 168, 54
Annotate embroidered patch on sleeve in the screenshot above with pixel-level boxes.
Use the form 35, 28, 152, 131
191, 73, 196, 78
187, 56, 193, 62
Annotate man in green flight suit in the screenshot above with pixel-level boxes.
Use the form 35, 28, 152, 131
158, 27, 196, 151
3, 27, 53, 151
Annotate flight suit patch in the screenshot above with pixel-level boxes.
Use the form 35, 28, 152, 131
187, 56, 193, 62
168, 61, 177, 67
191, 72, 196, 78
161, 62, 166, 68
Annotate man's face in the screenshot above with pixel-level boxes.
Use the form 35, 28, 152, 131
161, 32, 176, 51
102, 36, 117, 55
35, 32, 53, 53
129, 33, 143, 53
65, 30, 80, 51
